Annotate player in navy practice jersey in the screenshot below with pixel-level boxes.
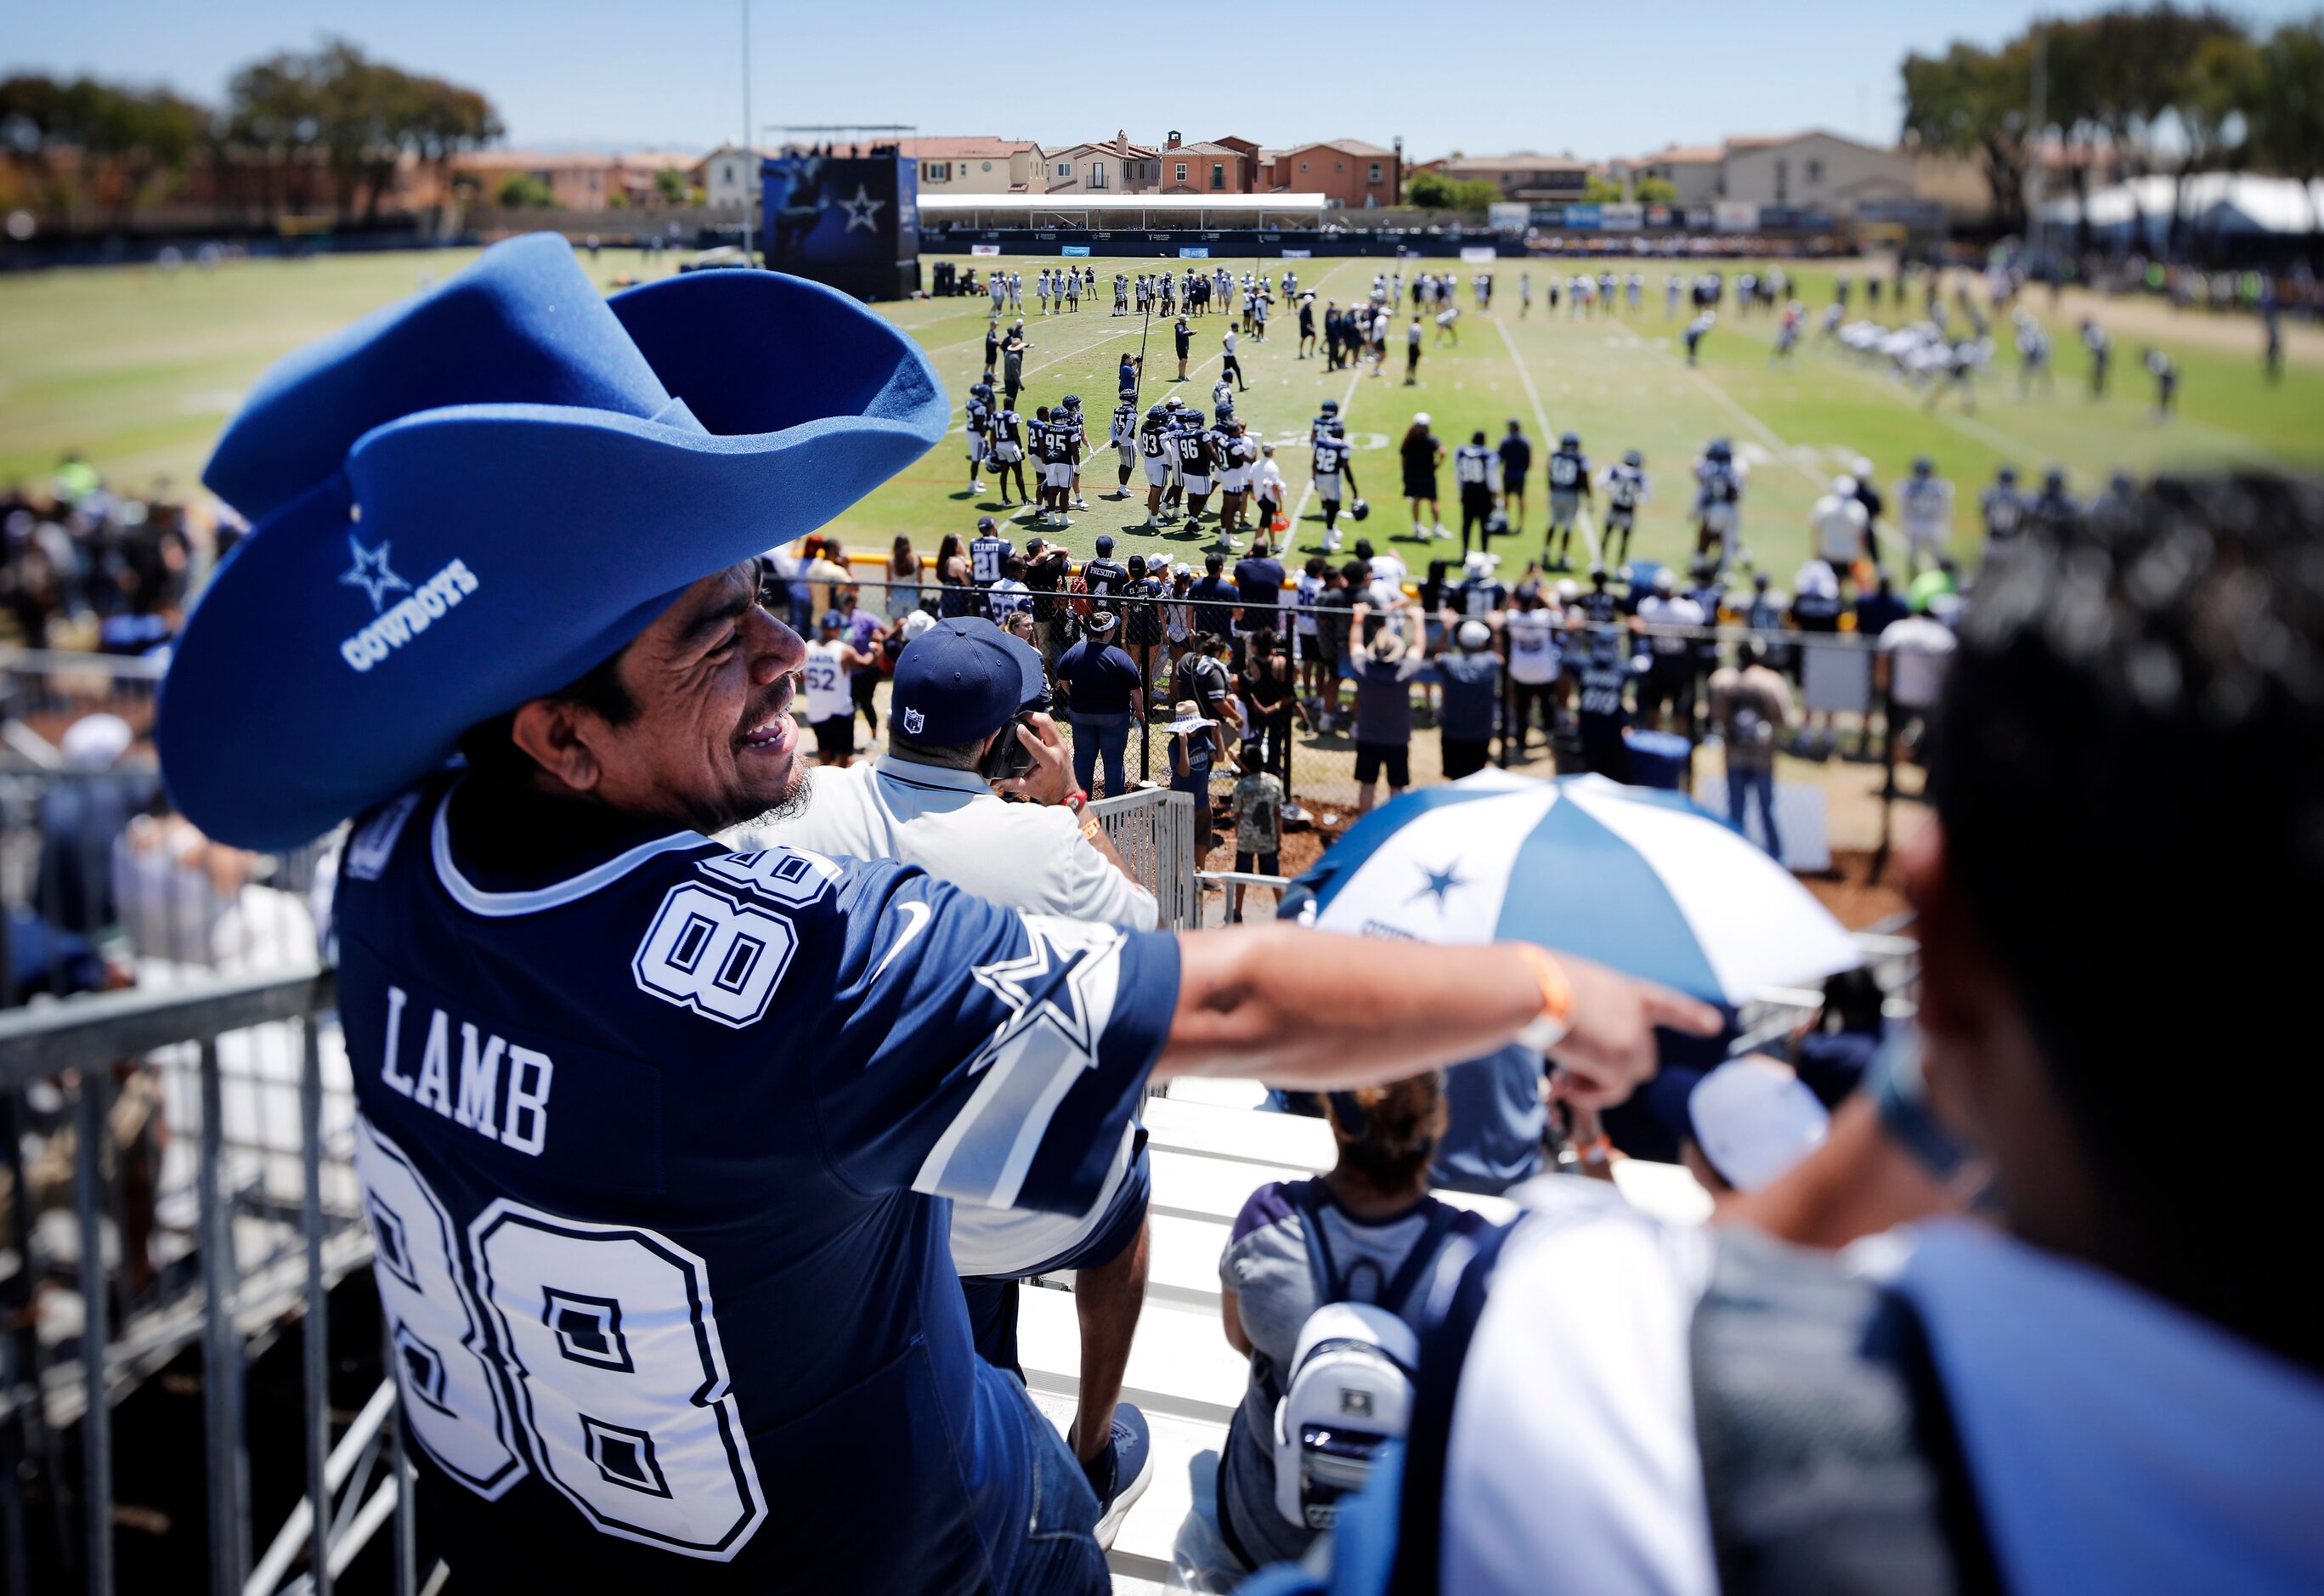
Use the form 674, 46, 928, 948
154, 238, 1712, 1596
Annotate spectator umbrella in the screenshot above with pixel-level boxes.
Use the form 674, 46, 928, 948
1286, 773, 1858, 1005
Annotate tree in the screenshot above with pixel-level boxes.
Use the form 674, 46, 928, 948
653, 166, 690, 206
1405, 168, 1499, 212
2246, 18, 2324, 259
1903, 40, 2035, 233
496, 173, 554, 209
0, 74, 206, 225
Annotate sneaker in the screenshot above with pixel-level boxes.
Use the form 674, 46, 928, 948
1075, 497, 1090, 511
1434, 523, 1453, 540
1083, 1405, 1155, 1551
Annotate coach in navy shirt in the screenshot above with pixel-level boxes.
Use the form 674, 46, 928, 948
1055, 611, 1145, 798
155, 236, 1708, 1596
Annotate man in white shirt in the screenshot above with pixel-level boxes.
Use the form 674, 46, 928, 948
735, 617, 1162, 1530
1812, 475, 1871, 577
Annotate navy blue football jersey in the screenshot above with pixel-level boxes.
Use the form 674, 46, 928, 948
334, 774, 1178, 1592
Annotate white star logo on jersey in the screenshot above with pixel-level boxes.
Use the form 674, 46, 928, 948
965, 914, 1123, 1071
838, 184, 885, 232
911, 914, 1127, 1210
339, 534, 412, 614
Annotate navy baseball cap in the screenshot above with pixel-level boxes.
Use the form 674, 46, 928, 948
891, 617, 1048, 742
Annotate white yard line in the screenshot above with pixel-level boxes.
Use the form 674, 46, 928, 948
1496, 317, 1600, 563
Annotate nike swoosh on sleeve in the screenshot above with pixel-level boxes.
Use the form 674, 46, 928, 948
873, 900, 931, 980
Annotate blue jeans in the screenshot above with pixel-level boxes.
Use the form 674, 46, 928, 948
1727, 767, 1782, 859
1069, 710, 1131, 797
997, 1374, 1110, 1594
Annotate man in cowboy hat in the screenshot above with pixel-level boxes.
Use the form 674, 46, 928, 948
157, 235, 1711, 1594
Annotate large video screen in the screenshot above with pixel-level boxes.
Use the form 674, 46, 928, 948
761, 151, 918, 264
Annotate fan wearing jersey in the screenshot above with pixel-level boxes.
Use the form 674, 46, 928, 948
167, 245, 1716, 1596
970, 515, 1014, 591
1501, 583, 1562, 762
1567, 622, 1646, 779
805, 608, 875, 767
1599, 449, 1649, 571
1544, 433, 1592, 571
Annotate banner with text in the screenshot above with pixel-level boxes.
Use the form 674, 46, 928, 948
1597, 203, 1643, 232
1714, 201, 1761, 234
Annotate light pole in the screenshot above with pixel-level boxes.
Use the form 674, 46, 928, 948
740, 0, 756, 265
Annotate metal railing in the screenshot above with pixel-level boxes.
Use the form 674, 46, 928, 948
0, 966, 400, 1596
1088, 788, 1199, 929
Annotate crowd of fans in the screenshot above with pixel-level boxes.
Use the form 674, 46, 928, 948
0, 457, 212, 657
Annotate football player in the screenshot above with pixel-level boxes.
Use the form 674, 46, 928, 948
1109, 388, 1139, 500
1600, 450, 1649, 571
1693, 438, 1746, 569
1176, 407, 1215, 528
965, 380, 993, 495
1061, 393, 1089, 511
1138, 403, 1174, 529
989, 400, 1028, 507
1313, 418, 1359, 552
1497, 420, 1533, 537
1455, 430, 1498, 557
1899, 456, 1954, 572
1545, 432, 1592, 571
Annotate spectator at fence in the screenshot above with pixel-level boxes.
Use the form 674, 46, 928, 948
1310, 563, 1355, 734
1708, 637, 1795, 858
1025, 536, 1076, 665
1234, 533, 1288, 662
1434, 620, 1502, 779
834, 586, 888, 739
1178, 631, 1239, 738
987, 554, 1033, 625
1353, 627, 1426, 814
1055, 610, 1144, 798
1228, 748, 1286, 925
1120, 554, 1167, 698
805, 535, 851, 617
1239, 631, 1305, 779
1568, 625, 1644, 781
1790, 557, 1847, 756
1190, 552, 1240, 642
1213, 1075, 1486, 1575
804, 609, 874, 768
1501, 582, 1562, 763
1633, 569, 1703, 734
885, 535, 923, 620
1167, 699, 1228, 858
1856, 569, 1909, 641
936, 531, 979, 620
34, 713, 155, 938
1875, 597, 1959, 768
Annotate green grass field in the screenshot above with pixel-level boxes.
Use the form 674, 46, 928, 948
3, 243, 2319, 583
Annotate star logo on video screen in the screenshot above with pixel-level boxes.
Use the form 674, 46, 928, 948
340, 535, 412, 614
839, 184, 885, 232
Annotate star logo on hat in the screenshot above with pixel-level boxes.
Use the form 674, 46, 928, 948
839, 184, 885, 233
338, 534, 412, 614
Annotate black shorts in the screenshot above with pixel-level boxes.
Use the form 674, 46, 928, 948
1233, 849, 1281, 876
1354, 739, 1411, 786
812, 716, 856, 758
1441, 736, 1491, 780
1403, 472, 1437, 501
1503, 473, 1528, 496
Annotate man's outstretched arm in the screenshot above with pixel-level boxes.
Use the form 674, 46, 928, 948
1158, 925, 1719, 1108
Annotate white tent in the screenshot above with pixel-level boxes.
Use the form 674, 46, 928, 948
2038, 173, 2324, 242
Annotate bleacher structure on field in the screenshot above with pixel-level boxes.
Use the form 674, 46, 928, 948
1022, 1074, 1712, 1593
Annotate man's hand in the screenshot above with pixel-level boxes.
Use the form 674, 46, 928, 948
1547, 954, 1722, 1109
990, 712, 1077, 806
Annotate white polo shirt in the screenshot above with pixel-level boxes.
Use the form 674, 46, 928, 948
730, 756, 1158, 1276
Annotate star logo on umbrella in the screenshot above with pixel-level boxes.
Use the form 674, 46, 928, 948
839, 184, 885, 232
1410, 862, 1469, 914
339, 534, 411, 614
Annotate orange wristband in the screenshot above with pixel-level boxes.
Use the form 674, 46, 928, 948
1511, 944, 1575, 1053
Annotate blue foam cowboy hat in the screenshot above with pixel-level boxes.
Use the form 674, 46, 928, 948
156, 234, 946, 848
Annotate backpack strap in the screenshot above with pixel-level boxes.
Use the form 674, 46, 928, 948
1377, 1205, 1458, 1315
1286, 1180, 1347, 1304
1690, 1226, 2000, 1596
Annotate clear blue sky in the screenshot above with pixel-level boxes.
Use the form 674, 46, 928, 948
8, 0, 2314, 162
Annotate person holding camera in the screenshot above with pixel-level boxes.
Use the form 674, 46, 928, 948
736, 616, 1163, 1534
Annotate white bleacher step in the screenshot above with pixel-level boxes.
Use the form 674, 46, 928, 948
1157, 1076, 1272, 1111
1019, 1283, 1248, 1428
1142, 1095, 1334, 1172
1026, 1387, 1225, 1590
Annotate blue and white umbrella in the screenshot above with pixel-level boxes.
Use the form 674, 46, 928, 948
1288, 772, 1859, 1005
